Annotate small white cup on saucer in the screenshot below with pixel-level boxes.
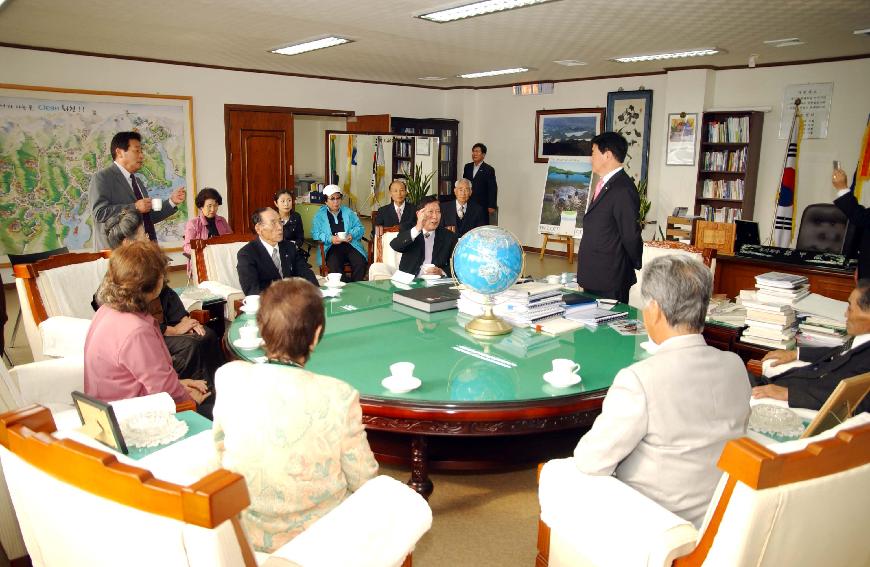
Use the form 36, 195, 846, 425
151, 198, 163, 211
326, 272, 343, 286
336, 231, 348, 240
242, 295, 260, 312
239, 325, 259, 342
390, 362, 415, 380
544, 358, 581, 388
383, 362, 421, 393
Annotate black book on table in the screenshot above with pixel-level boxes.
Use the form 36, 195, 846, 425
393, 286, 460, 313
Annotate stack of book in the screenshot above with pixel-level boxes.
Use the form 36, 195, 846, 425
564, 304, 628, 326
456, 282, 564, 327
797, 316, 847, 347
753, 272, 810, 306
740, 300, 797, 349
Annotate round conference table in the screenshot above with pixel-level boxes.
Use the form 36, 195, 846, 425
226, 279, 649, 497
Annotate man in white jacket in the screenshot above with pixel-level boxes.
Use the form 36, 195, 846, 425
573, 255, 751, 527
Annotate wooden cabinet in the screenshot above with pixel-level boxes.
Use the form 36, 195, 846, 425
694, 111, 764, 221
391, 117, 459, 196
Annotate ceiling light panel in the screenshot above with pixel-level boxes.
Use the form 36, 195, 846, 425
459, 67, 529, 78
419, 0, 557, 23
271, 36, 352, 56
553, 60, 587, 66
613, 48, 720, 63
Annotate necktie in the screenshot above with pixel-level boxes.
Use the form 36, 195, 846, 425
396, 205, 403, 220
840, 336, 855, 355
592, 179, 605, 203
271, 247, 283, 278
131, 174, 157, 241
459, 205, 465, 219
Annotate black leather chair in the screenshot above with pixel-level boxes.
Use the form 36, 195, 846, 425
795, 204, 855, 254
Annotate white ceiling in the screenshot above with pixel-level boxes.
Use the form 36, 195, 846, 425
1, 0, 868, 88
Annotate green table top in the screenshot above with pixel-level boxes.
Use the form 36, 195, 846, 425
228, 281, 650, 405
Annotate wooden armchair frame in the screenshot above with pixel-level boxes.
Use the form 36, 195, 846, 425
190, 233, 253, 283
535, 422, 870, 566
370, 225, 402, 264
13, 251, 111, 326
644, 240, 717, 267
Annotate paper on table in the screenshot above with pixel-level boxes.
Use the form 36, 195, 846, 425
793, 293, 847, 323
109, 392, 176, 422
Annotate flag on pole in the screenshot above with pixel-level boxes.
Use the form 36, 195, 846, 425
772, 107, 803, 247
368, 136, 386, 207
852, 113, 870, 200
329, 136, 337, 185
343, 134, 354, 197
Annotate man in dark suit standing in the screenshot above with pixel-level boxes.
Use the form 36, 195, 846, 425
832, 166, 869, 278
440, 178, 486, 238
391, 197, 458, 277
576, 132, 642, 304
373, 180, 416, 233
462, 143, 498, 224
752, 283, 870, 414
237, 207, 318, 295
90, 131, 186, 250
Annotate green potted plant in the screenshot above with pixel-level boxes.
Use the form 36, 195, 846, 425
636, 177, 651, 228
406, 163, 435, 205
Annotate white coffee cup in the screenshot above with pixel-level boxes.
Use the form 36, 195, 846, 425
390, 362, 415, 380
243, 295, 260, 310
327, 272, 342, 283
151, 198, 163, 211
546, 274, 560, 284
552, 358, 580, 377
336, 231, 348, 240
239, 325, 259, 342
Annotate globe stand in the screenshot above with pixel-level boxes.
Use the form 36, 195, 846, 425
465, 296, 512, 337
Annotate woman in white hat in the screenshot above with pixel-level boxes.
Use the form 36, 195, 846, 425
310, 184, 368, 281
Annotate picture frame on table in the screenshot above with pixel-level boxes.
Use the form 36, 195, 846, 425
605, 89, 654, 183
534, 108, 605, 163
71, 390, 128, 454
666, 112, 698, 166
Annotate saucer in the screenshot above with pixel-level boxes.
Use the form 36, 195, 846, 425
321, 288, 342, 298
233, 337, 264, 350
381, 375, 422, 393
543, 370, 581, 388
325, 280, 346, 288
240, 305, 259, 314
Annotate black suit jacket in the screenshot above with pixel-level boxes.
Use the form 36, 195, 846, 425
390, 227, 458, 276
576, 169, 642, 295
236, 238, 318, 295
463, 161, 498, 221
769, 342, 870, 414
374, 202, 416, 232
834, 192, 870, 278
439, 200, 486, 237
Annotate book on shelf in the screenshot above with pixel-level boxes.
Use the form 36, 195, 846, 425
706, 116, 750, 143
701, 179, 745, 200
701, 148, 746, 172
392, 286, 460, 313
698, 205, 742, 222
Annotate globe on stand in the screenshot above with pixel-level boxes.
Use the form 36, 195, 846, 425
450, 226, 525, 336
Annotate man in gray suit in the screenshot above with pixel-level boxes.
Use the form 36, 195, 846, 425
90, 131, 185, 250
573, 255, 750, 528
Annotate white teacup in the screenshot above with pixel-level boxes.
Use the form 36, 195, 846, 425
552, 358, 580, 377
336, 231, 348, 240
327, 272, 343, 283
239, 325, 259, 342
243, 295, 260, 311
390, 362, 415, 380
151, 198, 163, 211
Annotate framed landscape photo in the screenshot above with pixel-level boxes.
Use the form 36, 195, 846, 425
666, 112, 698, 166
605, 89, 653, 183
534, 108, 605, 163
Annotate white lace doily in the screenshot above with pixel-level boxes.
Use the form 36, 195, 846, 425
749, 404, 806, 438
120, 411, 189, 448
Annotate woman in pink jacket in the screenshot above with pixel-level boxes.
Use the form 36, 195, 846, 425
183, 187, 232, 273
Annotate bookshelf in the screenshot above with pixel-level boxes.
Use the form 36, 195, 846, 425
391, 136, 415, 180
694, 111, 764, 223
391, 117, 459, 196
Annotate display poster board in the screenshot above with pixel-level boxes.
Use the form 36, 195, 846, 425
537, 158, 596, 238
779, 83, 833, 139
0, 84, 196, 257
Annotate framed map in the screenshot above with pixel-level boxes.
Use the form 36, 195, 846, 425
0, 84, 196, 257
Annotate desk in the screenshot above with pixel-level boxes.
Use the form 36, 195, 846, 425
714, 254, 854, 300
227, 280, 649, 496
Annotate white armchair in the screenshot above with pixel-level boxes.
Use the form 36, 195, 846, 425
536, 414, 870, 567
190, 234, 250, 319
0, 406, 432, 567
368, 226, 403, 281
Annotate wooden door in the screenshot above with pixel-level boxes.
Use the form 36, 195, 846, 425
346, 114, 391, 133
226, 109, 294, 232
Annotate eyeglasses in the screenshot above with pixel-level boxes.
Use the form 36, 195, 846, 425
327, 195, 343, 201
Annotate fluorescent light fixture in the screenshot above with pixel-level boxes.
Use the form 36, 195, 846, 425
271, 36, 351, 56
854, 28, 870, 36
763, 37, 799, 44
419, 0, 557, 23
553, 59, 587, 66
459, 67, 529, 78
418, 76, 447, 81
613, 48, 719, 63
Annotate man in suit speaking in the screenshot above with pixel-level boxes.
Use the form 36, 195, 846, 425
462, 143, 498, 224
237, 207, 318, 295
576, 132, 643, 303
573, 256, 750, 528
90, 131, 186, 250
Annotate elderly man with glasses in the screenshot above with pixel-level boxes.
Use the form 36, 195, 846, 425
311, 185, 368, 282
